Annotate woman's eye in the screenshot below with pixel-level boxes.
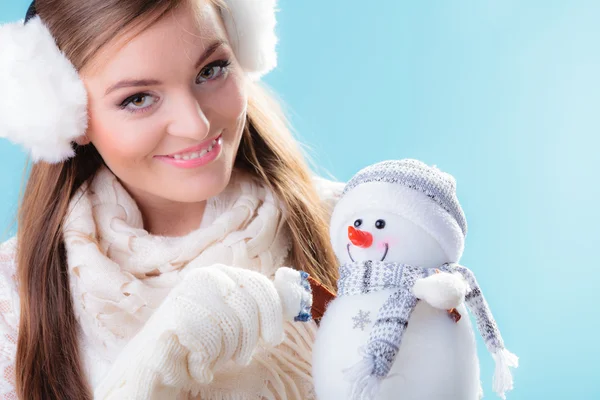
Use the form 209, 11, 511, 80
120, 93, 156, 112
196, 60, 231, 84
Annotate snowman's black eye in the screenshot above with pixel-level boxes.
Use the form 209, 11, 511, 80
375, 219, 386, 229
354, 219, 363, 228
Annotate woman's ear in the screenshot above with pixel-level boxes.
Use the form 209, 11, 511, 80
75, 135, 91, 146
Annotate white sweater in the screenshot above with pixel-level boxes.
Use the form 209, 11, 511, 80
0, 167, 344, 399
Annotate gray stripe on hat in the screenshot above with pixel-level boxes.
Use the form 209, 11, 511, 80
341, 159, 467, 236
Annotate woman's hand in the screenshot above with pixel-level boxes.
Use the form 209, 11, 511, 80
412, 271, 468, 310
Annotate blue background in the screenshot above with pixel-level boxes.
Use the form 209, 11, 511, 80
1, 1, 598, 398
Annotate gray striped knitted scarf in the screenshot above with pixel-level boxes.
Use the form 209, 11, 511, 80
338, 260, 516, 399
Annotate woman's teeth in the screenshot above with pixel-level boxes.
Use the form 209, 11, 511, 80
172, 137, 221, 160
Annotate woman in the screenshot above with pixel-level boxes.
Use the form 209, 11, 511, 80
0, 0, 343, 399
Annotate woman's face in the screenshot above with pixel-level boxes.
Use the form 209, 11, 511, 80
81, 1, 247, 205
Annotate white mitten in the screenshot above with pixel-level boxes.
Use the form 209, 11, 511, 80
273, 267, 313, 322
171, 265, 286, 372
412, 271, 468, 310
95, 264, 292, 399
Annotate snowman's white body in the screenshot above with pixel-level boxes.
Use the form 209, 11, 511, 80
313, 291, 481, 400
313, 205, 482, 400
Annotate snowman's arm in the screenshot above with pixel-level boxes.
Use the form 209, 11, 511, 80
412, 271, 467, 310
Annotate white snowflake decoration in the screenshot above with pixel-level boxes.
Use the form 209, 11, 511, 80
352, 310, 372, 331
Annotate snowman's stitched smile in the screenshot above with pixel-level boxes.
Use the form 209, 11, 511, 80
347, 242, 389, 262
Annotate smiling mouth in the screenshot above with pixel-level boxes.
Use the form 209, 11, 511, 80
161, 133, 223, 159
346, 243, 389, 262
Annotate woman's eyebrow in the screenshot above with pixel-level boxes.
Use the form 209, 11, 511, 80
105, 79, 162, 96
194, 40, 226, 69
104, 40, 226, 96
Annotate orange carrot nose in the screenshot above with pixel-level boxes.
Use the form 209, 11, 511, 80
348, 226, 373, 248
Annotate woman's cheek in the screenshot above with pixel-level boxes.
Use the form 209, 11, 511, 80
213, 70, 248, 120
100, 119, 165, 160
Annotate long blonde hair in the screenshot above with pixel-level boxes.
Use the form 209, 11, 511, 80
16, 1, 338, 399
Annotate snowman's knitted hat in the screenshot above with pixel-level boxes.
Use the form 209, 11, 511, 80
330, 159, 467, 262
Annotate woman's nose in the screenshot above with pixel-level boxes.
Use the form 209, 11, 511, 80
167, 95, 210, 140
348, 226, 373, 248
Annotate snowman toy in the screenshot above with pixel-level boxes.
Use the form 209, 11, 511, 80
312, 159, 518, 400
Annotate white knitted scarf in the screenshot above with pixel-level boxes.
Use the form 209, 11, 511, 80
62, 165, 292, 357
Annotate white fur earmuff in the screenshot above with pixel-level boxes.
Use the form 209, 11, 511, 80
219, 0, 278, 81
0, 16, 88, 164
